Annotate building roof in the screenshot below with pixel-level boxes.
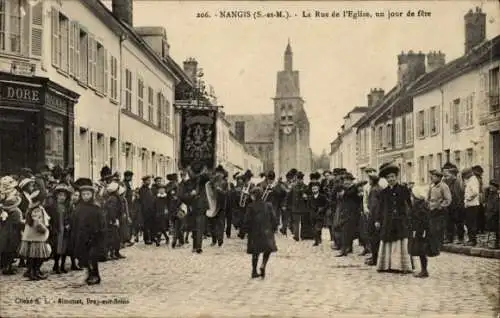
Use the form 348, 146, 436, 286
225, 114, 275, 143
410, 35, 500, 96
343, 106, 369, 119
86, 0, 181, 83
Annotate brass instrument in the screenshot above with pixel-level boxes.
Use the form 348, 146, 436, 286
205, 173, 219, 218
262, 181, 274, 202
239, 182, 251, 207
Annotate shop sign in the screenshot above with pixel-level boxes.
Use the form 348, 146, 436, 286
0, 82, 43, 104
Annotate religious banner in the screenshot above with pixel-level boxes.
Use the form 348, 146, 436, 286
180, 107, 217, 170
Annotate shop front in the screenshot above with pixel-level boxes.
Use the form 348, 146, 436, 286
0, 72, 79, 175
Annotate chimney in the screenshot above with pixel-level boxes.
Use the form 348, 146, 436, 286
134, 26, 170, 58
367, 88, 385, 107
183, 58, 198, 84
112, 0, 133, 26
397, 50, 426, 85
464, 7, 486, 54
426, 51, 446, 72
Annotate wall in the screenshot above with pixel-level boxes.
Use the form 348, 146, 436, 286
413, 69, 483, 184
38, 0, 177, 185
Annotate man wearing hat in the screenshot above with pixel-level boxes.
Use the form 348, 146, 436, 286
333, 172, 360, 256
363, 167, 383, 266
441, 163, 464, 244
288, 171, 309, 241
280, 169, 297, 235
462, 167, 481, 246
122, 171, 136, 245
428, 169, 452, 248
308, 180, 328, 246
207, 165, 229, 247
138, 175, 155, 245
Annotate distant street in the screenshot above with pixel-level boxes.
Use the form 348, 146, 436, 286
1, 232, 498, 318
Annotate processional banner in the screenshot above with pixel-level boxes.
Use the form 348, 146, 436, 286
180, 108, 217, 170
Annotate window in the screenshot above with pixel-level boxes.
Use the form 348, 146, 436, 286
464, 94, 474, 127
437, 153, 442, 169
489, 67, 499, 112
51, 8, 69, 71
235, 121, 245, 142
110, 55, 118, 101
0, 0, 42, 58
395, 117, 403, 147
96, 42, 107, 95
124, 69, 132, 111
78, 28, 88, 84
454, 150, 461, 168
418, 156, 425, 183
417, 110, 425, 137
405, 113, 413, 145
137, 77, 144, 118
430, 106, 439, 134
0, 0, 21, 54
451, 99, 460, 132
164, 99, 171, 133
157, 92, 163, 128
44, 126, 52, 151
386, 123, 392, 147
466, 148, 474, 167
147, 87, 154, 123
428, 154, 434, 171
377, 125, 383, 149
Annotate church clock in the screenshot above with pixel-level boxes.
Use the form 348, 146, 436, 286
282, 125, 293, 135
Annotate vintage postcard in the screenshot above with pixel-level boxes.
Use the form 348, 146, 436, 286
0, 0, 499, 317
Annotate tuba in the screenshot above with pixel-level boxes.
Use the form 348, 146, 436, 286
205, 176, 218, 218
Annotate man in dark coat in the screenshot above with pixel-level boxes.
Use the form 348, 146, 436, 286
281, 169, 296, 235
138, 176, 155, 245
151, 177, 163, 197
288, 171, 308, 241
321, 170, 336, 242
308, 181, 328, 246
180, 163, 210, 253
334, 172, 361, 256
442, 162, 465, 244
123, 171, 135, 245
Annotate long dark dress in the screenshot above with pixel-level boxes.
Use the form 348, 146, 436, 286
70, 201, 106, 266
47, 202, 72, 255
242, 200, 278, 254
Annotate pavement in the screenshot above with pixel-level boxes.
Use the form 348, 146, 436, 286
0, 230, 499, 318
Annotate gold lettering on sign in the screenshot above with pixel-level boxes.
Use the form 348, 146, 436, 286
5, 86, 40, 102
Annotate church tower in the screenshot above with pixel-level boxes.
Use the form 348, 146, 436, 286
273, 40, 311, 177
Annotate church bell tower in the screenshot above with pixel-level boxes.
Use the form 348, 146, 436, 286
273, 39, 311, 177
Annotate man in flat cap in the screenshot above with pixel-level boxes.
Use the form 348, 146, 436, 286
287, 171, 309, 241
428, 169, 452, 248
441, 162, 465, 244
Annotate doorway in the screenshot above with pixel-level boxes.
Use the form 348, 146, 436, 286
0, 118, 31, 175
492, 131, 500, 181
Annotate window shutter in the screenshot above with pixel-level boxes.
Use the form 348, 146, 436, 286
435, 106, 440, 134
93, 40, 97, 88
21, 2, 30, 56
104, 49, 108, 96
88, 35, 94, 87
68, 21, 75, 76
51, 7, 59, 67
73, 22, 80, 79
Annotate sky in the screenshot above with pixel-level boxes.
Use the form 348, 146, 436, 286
105, 0, 499, 154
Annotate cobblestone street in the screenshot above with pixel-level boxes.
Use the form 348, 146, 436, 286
1, 231, 499, 318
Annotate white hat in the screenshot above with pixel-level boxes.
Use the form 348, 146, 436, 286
411, 185, 428, 201
118, 185, 126, 196
106, 181, 119, 193
18, 177, 35, 190
0, 176, 18, 194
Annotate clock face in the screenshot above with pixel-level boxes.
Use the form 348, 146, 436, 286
283, 126, 293, 135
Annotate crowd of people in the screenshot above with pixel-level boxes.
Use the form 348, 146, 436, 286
0, 160, 498, 285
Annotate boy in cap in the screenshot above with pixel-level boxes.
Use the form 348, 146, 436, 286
139, 175, 155, 245
428, 169, 452, 247
442, 162, 465, 244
